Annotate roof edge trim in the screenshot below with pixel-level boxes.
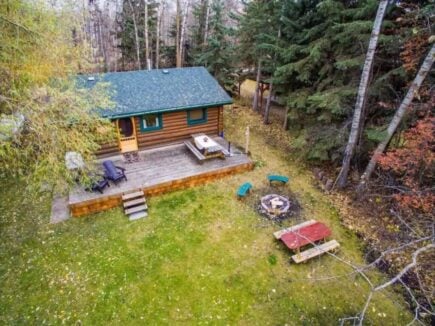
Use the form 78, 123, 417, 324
103, 100, 233, 119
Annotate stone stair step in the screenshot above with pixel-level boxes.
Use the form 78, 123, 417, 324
129, 211, 148, 221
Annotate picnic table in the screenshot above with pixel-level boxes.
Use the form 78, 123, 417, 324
192, 134, 226, 158
280, 221, 332, 250
194, 134, 221, 153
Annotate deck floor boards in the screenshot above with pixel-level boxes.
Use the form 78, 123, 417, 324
69, 138, 252, 216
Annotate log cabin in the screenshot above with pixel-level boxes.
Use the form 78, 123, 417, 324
79, 67, 233, 156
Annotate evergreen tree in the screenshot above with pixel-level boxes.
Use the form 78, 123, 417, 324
187, 0, 209, 66
194, 0, 235, 92
272, 0, 392, 161
238, 0, 433, 164
118, 0, 158, 70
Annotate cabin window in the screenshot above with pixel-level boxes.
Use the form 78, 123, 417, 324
187, 108, 207, 125
140, 113, 162, 132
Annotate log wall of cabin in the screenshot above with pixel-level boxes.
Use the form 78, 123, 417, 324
96, 106, 223, 157
96, 129, 118, 156
136, 106, 221, 149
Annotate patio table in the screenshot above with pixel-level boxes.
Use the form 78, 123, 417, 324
280, 221, 331, 251
193, 134, 223, 155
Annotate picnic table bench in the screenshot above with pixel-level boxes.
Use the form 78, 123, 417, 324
237, 182, 252, 198
184, 141, 206, 163
274, 220, 339, 263
268, 175, 289, 185
291, 240, 340, 263
273, 219, 316, 239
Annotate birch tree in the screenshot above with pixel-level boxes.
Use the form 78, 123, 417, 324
203, 0, 210, 45
127, 0, 141, 69
143, 0, 151, 70
179, 0, 189, 67
335, 0, 389, 189
155, 0, 165, 69
357, 44, 435, 192
176, 0, 181, 67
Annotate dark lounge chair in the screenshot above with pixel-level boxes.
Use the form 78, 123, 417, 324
103, 160, 127, 184
91, 176, 110, 193
85, 174, 110, 194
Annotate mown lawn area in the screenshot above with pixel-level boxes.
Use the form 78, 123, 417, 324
0, 109, 410, 325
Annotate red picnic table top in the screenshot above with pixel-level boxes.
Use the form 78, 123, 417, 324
280, 222, 332, 250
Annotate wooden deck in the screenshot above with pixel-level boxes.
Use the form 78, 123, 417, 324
69, 138, 253, 217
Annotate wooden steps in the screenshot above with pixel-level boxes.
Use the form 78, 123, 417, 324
122, 190, 144, 201
122, 190, 148, 221
123, 197, 146, 208
291, 240, 340, 263
125, 204, 148, 215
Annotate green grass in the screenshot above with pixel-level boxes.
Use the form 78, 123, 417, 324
0, 110, 411, 325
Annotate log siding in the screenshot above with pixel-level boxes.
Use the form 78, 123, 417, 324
96, 106, 223, 157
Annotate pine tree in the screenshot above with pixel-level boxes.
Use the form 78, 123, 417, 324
238, 0, 434, 182
118, 0, 158, 70
194, 0, 235, 91
237, 0, 280, 110
272, 0, 390, 161
188, 0, 209, 66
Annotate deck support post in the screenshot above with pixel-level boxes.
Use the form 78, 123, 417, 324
245, 126, 250, 155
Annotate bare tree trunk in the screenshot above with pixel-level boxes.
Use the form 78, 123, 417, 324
97, 10, 109, 72
253, 60, 261, 111
179, 0, 189, 67
113, 34, 118, 72
357, 45, 435, 192
155, 1, 165, 69
263, 81, 274, 124
176, 0, 181, 67
263, 25, 280, 124
144, 0, 151, 70
127, 0, 141, 70
334, 0, 388, 189
203, 0, 210, 45
283, 107, 290, 130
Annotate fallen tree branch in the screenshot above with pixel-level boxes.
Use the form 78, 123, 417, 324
283, 229, 434, 324
373, 243, 434, 291
364, 236, 432, 270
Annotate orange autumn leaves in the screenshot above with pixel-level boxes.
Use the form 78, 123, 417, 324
378, 117, 434, 213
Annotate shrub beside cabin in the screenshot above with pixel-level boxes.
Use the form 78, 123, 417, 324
80, 67, 232, 156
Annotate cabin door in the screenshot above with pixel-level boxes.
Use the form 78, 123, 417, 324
117, 117, 138, 153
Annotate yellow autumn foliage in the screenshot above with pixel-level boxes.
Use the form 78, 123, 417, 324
0, 0, 115, 191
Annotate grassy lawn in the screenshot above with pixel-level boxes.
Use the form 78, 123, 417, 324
0, 109, 410, 325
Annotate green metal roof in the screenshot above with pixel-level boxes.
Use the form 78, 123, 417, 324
78, 67, 233, 118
